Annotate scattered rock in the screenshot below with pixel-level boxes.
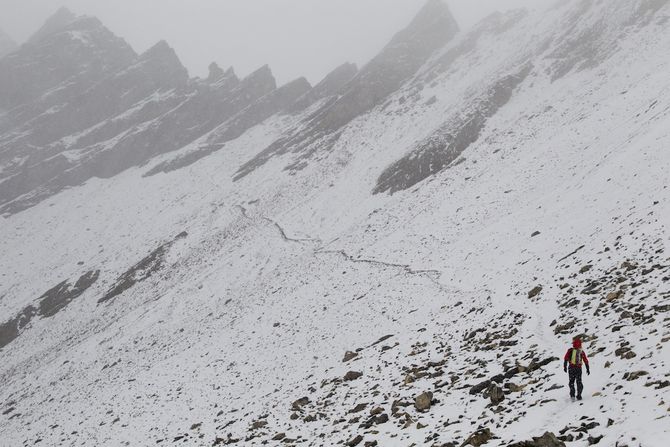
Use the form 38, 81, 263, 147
486, 383, 505, 405
623, 371, 648, 381
343, 351, 359, 362
291, 397, 310, 410
580, 265, 593, 273
469, 380, 492, 395
346, 434, 364, 446
375, 413, 389, 425
509, 431, 565, 447
528, 286, 543, 299
606, 290, 623, 302
414, 391, 433, 411
506, 382, 526, 393
250, 420, 267, 430
587, 435, 603, 445
462, 428, 493, 447
370, 406, 384, 416
349, 403, 367, 414
344, 371, 363, 381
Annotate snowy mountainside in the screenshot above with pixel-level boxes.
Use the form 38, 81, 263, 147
1, 0, 670, 446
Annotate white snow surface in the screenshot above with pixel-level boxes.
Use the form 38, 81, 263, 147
1, 1, 669, 446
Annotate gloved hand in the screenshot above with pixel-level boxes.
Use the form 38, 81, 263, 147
587, 368, 590, 376
563, 365, 567, 373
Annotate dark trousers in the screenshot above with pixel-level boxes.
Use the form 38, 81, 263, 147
568, 366, 583, 398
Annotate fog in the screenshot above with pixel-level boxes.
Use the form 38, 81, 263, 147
0, 0, 554, 84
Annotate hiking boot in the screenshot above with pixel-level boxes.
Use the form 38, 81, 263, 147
576, 395, 582, 401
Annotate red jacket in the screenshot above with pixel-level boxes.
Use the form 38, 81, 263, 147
564, 348, 589, 369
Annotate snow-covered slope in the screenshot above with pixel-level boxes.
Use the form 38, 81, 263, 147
1, 1, 669, 446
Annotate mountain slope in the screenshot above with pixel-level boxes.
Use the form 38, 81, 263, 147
1, 0, 670, 446
0, 28, 16, 59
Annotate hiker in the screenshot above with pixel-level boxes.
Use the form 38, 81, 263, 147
563, 337, 590, 400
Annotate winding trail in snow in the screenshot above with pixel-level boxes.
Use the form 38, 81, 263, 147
235, 204, 454, 295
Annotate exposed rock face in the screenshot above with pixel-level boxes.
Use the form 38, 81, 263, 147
317, 0, 459, 132
0, 270, 99, 350
209, 76, 311, 144
0, 39, 272, 213
143, 67, 301, 176
0, 28, 17, 59
0, 12, 135, 110
207, 62, 225, 82
99, 232, 187, 304
288, 62, 358, 113
374, 64, 532, 194
233, 0, 460, 180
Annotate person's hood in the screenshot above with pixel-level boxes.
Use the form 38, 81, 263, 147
572, 338, 582, 349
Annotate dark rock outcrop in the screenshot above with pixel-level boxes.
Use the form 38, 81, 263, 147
288, 62, 358, 113
144, 68, 309, 175
374, 64, 532, 194
99, 232, 187, 304
414, 391, 433, 411
0, 270, 100, 349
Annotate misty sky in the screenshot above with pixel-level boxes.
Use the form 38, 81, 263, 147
0, 0, 553, 84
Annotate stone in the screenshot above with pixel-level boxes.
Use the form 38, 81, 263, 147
414, 391, 433, 411
623, 371, 648, 381
346, 435, 364, 446
509, 431, 565, 447
250, 420, 267, 430
462, 428, 493, 447
579, 265, 593, 273
375, 413, 389, 425
291, 397, 310, 410
528, 286, 543, 299
487, 383, 505, 405
506, 382, 526, 393
587, 435, 603, 445
343, 351, 359, 362
349, 403, 368, 414
606, 290, 623, 302
344, 371, 363, 381
370, 407, 384, 416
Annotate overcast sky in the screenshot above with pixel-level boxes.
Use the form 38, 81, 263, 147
0, 0, 552, 84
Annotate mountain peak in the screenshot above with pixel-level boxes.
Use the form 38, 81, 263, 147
136, 40, 189, 85
390, 0, 459, 46
242, 64, 275, 87
139, 40, 182, 66
207, 62, 225, 81
28, 6, 78, 44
